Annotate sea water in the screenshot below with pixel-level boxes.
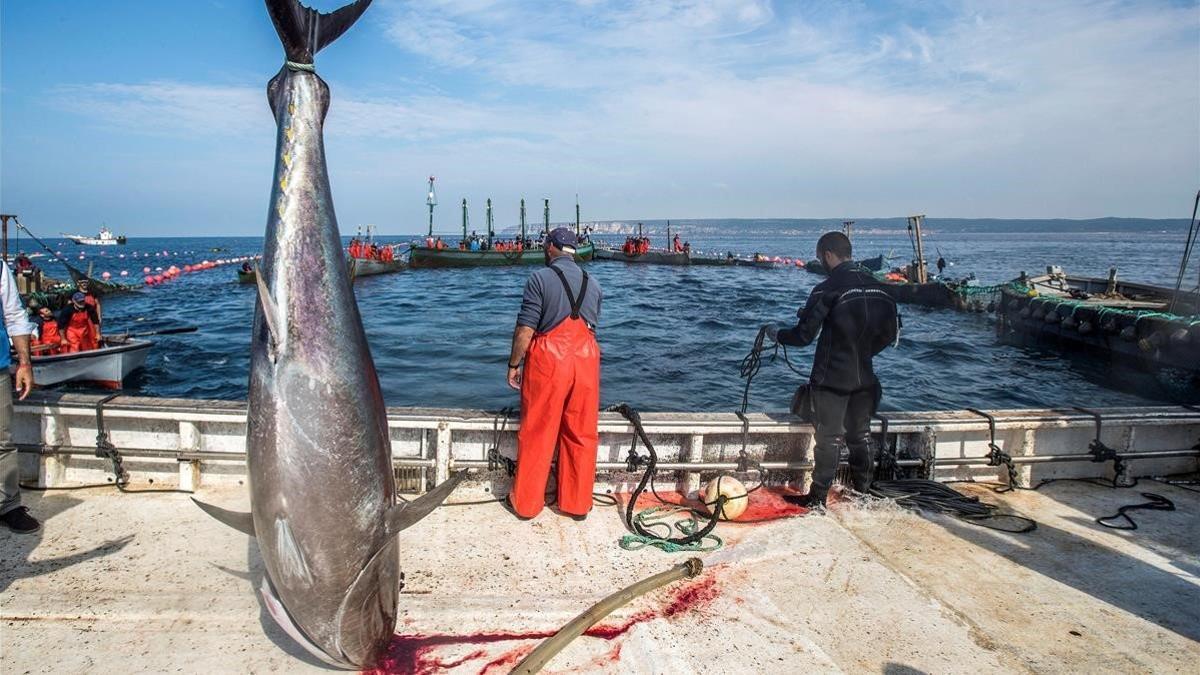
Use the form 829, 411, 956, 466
37, 227, 1196, 411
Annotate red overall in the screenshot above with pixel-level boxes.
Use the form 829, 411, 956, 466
512, 268, 600, 518
64, 308, 97, 353
36, 320, 63, 355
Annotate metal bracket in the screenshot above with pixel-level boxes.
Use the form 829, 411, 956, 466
94, 393, 127, 484
965, 407, 1017, 489
1073, 406, 1126, 477
873, 413, 898, 479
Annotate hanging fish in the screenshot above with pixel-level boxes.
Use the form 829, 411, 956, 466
194, 0, 464, 667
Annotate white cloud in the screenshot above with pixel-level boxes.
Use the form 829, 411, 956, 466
43, 1, 1200, 219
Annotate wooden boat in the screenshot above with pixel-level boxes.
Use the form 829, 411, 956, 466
31, 338, 152, 389
997, 267, 1200, 380
236, 269, 256, 284
348, 256, 406, 277
592, 245, 689, 265
62, 227, 126, 246
408, 241, 594, 268
687, 253, 737, 266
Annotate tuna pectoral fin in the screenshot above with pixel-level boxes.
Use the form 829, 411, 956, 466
192, 498, 256, 537
253, 264, 281, 344
385, 470, 468, 537
261, 577, 356, 670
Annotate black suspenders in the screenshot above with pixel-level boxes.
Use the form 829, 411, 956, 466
549, 266, 589, 320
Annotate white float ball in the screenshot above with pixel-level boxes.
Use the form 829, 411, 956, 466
702, 475, 748, 520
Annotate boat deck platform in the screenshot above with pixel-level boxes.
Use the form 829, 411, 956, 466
4, 479, 1198, 673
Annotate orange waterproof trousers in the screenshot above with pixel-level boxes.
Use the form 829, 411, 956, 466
512, 316, 600, 518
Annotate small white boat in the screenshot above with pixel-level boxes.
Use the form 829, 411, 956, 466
62, 227, 127, 246
30, 338, 152, 389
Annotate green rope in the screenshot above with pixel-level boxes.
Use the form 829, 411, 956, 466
285, 61, 315, 72
618, 505, 724, 553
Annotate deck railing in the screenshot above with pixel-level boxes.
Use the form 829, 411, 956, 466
12, 393, 1200, 494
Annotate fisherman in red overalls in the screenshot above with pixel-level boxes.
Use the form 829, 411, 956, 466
506, 228, 602, 520
57, 292, 99, 353
33, 306, 64, 355
76, 279, 102, 344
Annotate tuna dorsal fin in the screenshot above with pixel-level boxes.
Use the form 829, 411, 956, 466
385, 470, 468, 537
253, 264, 282, 345
265, 0, 374, 65
192, 498, 256, 537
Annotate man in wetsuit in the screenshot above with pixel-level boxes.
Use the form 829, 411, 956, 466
764, 231, 898, 507
506, 228, 602, 521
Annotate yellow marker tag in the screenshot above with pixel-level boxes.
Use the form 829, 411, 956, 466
280, 177, 288, 191
288, 104, 295, 115
285, 127, 294, 141
282, 152, 291, 167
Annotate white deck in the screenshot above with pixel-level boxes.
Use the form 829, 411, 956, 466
2, 481, 1198, 673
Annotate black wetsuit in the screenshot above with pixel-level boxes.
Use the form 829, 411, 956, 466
778, 260, 899, 497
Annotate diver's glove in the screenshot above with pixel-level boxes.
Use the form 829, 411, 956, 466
762, 323, 779, 343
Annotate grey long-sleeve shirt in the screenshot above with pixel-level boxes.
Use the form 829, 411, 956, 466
517, 256, 602, 334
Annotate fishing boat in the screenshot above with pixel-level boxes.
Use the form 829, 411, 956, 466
408, 189, 595, 268
348, 255, 406, 277
236, 269, 256, 284
62, 227, 126, 246
806, 253, 887, 276
997, 266, 1200, 384
593, 245, 690, 265
31, 338, 152, 389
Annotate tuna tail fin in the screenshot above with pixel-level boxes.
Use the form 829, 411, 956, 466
265, 0, 373, 65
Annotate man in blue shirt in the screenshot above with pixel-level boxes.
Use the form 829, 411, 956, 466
505, 228, 602, 520
0, 259, 38, 533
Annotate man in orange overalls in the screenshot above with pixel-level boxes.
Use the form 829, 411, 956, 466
506, 228, 602, 520
58, 292, 99, 353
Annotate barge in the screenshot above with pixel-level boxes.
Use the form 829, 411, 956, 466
998, 267, 1200, 393
3, 393, 1199, 673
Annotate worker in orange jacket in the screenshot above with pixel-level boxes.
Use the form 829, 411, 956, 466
506, 228, 602, 520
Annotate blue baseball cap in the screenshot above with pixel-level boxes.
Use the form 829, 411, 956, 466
72, 291, 86, 303
548, 227, 577, 251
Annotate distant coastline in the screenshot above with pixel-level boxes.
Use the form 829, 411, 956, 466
64, 216, 1191, 239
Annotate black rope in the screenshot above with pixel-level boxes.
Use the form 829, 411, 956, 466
90, 394, 190, 494
870, 479, 1037, 533
1168, 188, 1200, 314
737, 325, 809, 416
1096, 493, 1175, 531
608, 403, 727, 546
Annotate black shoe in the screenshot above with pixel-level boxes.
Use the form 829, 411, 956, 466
567, 512, 588, 522
1, 507, 41, 534
501, 497, 532, 521
783, 491, 826, 508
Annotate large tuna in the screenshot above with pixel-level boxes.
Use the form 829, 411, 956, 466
195, 0, 463, 668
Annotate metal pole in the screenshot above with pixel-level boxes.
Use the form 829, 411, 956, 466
426, 176, 437, 238
461, 198, 468, 242
0, 214, 12, 263
910, 214, 928, 283
575, 196, 580, 239
486, 198, 494, 247
520, 198, 527, 243
543, 198, 550, 235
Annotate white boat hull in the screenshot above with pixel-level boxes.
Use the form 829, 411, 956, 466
30, 339, 152, 389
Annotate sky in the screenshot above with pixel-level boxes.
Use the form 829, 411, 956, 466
1, 0, 1198, 237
